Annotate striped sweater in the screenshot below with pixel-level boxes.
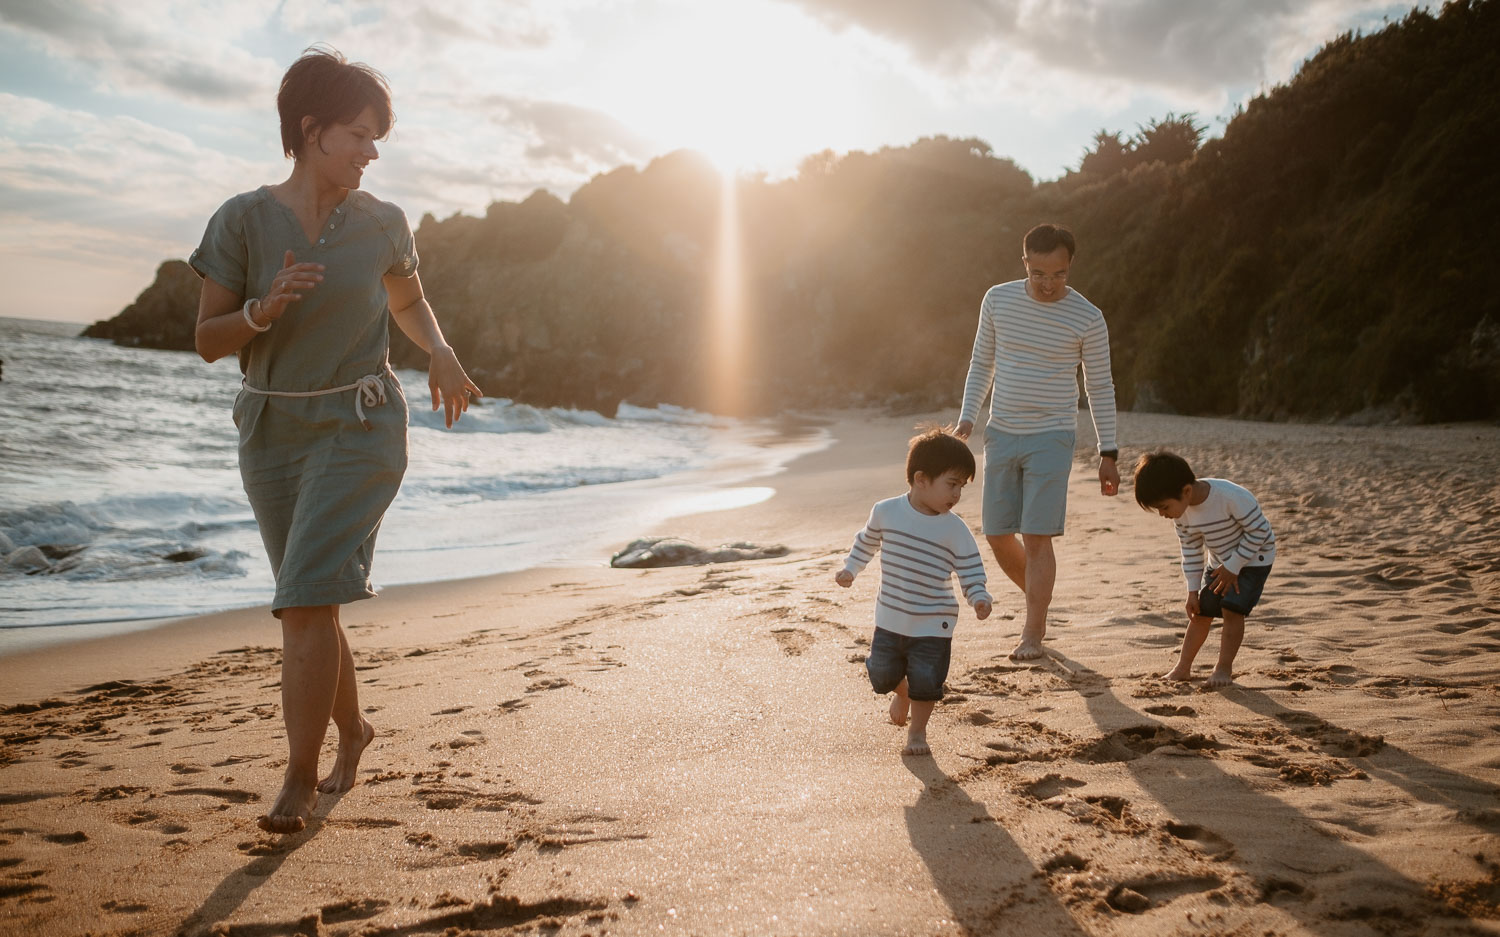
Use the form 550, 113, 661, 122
842, 494, 992, 639
958, 280, 1118, 452
1174, 479, 1277, 591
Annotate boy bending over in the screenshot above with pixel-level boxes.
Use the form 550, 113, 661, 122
837, 428, 993, 755
1133, 451, 1276, 688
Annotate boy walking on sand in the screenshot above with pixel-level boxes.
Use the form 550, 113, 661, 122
836, 429, 993, 755
1133, 451, 1276, 688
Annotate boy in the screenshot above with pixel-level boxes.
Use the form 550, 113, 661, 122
836, 428, 993, 755
1133, 451, 1276, 688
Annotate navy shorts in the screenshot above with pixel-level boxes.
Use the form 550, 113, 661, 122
866, 627, 952, 702
1197, 564, 1272, 618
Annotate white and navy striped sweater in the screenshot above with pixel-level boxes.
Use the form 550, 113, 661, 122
959, 280, 1117, 452
842, 495, 992, 639
1174, 479, 1277, 592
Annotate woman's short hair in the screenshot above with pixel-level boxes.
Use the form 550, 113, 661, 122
278, 46, 393, 159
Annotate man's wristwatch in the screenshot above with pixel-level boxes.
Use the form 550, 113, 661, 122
1099, 449, 1118, 461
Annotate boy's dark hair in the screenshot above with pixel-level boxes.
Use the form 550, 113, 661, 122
907, 427, 976, 484
279, 46, 394, 159
1132, 450, 1197, 509
1023, 223, 1076, 259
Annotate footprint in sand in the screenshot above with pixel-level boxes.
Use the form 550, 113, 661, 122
162, 787, 260, 804
771, 628, 814, 656
41, 832, 87, 845
1164, 820, 1234, 857
1144, 704, 1197, 717
525, 678, 572, 693
1022, 774, 1087, 801
1107, 874, 1224, 913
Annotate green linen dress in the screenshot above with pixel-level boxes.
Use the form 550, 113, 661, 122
189, 186, 418, 615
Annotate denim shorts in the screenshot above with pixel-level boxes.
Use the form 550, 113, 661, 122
982, 429, 1075, 536
865, 627, 952, 702
1197, 564, 1273, 618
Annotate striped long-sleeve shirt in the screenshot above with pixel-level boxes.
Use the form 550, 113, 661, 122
1174, 479, 1277, 592
958, 280, 1117, 453
842, 494, 992, 639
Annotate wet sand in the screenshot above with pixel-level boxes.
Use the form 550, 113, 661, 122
1, 410, 1498, 936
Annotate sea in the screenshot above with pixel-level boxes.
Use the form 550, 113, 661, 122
0, 317, 828, 650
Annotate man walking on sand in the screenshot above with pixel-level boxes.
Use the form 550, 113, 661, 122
954, 223, 1119, 660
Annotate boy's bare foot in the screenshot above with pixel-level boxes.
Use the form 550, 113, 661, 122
902, 732, 930, 756
1204, 667, 1234, 688
318, 717, 375, 794
258, 776, 317, 834
1165, 664, 1193, 682
889, 693, 910, 726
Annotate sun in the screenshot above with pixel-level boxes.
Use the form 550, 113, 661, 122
594, 3, 860, 172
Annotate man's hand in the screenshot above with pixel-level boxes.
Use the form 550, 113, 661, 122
1099, 456, 1119, 496
954, 420, 973, 441
1185, 591, 1201, 618
1209, 566, 1240, 596
835, 569, 854, 588
975, 598, 992, 620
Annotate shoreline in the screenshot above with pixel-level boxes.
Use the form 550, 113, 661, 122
1, 409, 1498, 935
0, 411, 831, 659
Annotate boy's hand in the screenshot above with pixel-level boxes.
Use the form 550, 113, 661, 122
1185, 591, 1201, 617
974, 599, 992, 620
1209, 566, 1240, 596
835, 569, 854, 588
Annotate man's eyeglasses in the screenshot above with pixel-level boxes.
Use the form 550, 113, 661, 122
1027, 271, 1068, 284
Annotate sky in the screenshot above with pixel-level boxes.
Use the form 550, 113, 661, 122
0, 0, 1425, 323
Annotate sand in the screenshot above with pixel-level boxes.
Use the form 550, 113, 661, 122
1, 409, 1498, 937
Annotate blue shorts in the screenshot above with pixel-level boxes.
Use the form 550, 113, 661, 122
982, 429, 1075, 536
1197, 564, 1273, 618
866, 628, 952, 702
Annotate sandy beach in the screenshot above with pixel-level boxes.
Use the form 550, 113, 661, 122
2, 409, 1498, 937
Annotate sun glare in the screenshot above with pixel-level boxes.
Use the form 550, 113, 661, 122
597, 4, 859, 172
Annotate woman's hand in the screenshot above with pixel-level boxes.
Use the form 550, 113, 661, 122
256, 250, 324, 326
429, 346, 483, 427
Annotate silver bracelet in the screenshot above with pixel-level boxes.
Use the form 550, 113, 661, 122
242, 297, 271, 332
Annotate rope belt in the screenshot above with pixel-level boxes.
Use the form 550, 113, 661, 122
241, 369, 392, 430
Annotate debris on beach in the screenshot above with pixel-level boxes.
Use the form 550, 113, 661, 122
610, 537, 789, 569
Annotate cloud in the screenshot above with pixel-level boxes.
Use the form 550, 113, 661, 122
782, 0, 1409, 94
0, 93, 276, 260
481, 96, 656, 171
0, 0, 280, 106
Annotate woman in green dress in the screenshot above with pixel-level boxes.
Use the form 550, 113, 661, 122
191, 48, 481, 834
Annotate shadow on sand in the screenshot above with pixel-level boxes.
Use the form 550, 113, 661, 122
903, 755, 1092, 934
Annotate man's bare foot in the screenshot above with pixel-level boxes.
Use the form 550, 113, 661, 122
1009, 640, 1045, 661
1204, 667, 1234, 688
889, 693, 910, 727
902, 732, 930, 756
1165, 664, 1193, 682
257, 777, 317, 834
318, 718, 375, 793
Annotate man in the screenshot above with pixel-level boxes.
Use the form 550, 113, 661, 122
954, 223, 1118, 660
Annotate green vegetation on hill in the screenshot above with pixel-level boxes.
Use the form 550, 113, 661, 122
92, 0, 1500, 421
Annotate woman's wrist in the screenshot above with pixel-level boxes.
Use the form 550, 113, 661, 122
243, 298, 271, 332
431, 343, 456, 358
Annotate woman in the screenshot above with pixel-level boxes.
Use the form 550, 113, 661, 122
191, 48, 481, 834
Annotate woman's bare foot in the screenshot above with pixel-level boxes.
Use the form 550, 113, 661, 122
1165, 663, 1193, 682
258, 776, 317, 834
889, 693, 910, 726
902, 731, 930, 756
1204, 667, 1234, 688
318, 717, 375, 794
